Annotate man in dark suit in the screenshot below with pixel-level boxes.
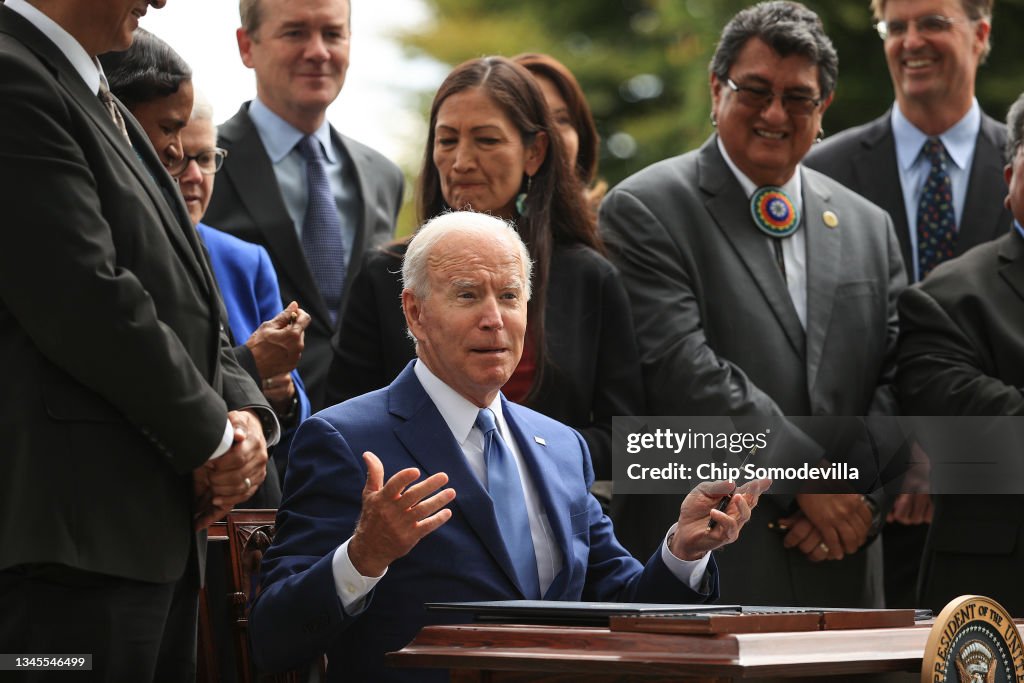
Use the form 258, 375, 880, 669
248, 211, 768, 682
803, 0, 1007, 608
601, 1, 905, 608
204, 0, 404, 411
0, 0, 277, 680
896, 91, 1024, 617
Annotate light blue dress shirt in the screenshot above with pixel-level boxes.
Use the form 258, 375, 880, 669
247, 98, 360, 268
892, 100, 981, 282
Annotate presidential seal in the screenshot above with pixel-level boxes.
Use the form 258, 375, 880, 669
922, 596, 1024, 683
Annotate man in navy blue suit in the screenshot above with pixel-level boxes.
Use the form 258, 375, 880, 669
249, 211, 769, 681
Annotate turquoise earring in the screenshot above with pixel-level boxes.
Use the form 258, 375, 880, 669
515, 175, 532, 217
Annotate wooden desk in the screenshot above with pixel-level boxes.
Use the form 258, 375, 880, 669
389, 622, 934, 682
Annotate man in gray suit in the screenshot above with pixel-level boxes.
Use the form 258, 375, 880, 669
205, 0, 404, 412
803, 0, 1007, 608
601, 1, 906, 607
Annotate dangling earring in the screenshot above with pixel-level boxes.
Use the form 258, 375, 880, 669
710, 111, 718, 128
515, 175, 532, 217
815, 128, 824, 143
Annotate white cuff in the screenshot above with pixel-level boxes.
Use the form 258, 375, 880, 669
332, 538, 387, 615
207, 419, 234, 461
660, 523, 712, 593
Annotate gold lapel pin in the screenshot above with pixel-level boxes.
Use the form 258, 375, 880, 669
823, 210, 839, 228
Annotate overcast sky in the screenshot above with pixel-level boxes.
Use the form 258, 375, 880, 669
141, 0, 445, 167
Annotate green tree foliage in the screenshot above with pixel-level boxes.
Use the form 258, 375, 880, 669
401, 0, 1024, 192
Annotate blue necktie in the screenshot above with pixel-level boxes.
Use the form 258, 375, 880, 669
476, 408, 541, 599
297, 135, 346, 324
916, 138, 957, 280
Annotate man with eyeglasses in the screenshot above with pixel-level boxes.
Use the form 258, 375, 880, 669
804, 0, 1008, 610
601, 1, 906, 608
895, 91, 1024, 617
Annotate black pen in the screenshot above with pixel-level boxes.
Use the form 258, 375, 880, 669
707, 445, 759, 531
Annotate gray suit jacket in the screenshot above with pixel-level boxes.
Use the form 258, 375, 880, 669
204, 104, 404, 410
804, 109, 1010, 280
600, 136, 907, 606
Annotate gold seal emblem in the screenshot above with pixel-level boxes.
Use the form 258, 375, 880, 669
922, 595, 1024, 682
823, 210, 839, 228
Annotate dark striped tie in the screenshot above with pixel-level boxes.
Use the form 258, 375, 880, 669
97, 79, 130, 143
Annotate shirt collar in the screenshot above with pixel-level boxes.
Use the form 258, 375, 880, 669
716, 135, 803, 204
248, 97, 336, 164
5, 0, 101, 94
413, 359, 504, 446
891, 98, 981, 172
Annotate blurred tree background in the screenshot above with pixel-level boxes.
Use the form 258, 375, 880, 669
396, 0, 1024, 218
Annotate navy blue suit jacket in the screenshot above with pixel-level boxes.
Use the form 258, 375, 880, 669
249, 362, 718, 681
197, 222, 311, 453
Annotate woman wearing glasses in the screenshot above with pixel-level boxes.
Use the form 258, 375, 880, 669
101, 30, 311, 497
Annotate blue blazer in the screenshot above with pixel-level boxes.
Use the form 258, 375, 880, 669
250, 362, 718, 681
197, 223, 311, 449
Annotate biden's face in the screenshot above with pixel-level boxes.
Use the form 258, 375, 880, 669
403, 230, 528, 408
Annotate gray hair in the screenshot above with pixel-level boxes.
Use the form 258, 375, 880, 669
709, 1, 838, 98
1006, 92, 1024, 158
190, 86, 214, 123
402, 211, 533, 302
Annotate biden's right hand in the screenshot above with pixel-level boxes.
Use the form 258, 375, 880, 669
348, 451, 456, 577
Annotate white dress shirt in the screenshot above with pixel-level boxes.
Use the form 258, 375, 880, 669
718, 137, 808, 329
332, 360, 711, 614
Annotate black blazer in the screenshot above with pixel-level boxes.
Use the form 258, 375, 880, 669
897, 232, 1024, 615
805, 109, 1010, 279
325, 242, 644, 479
0, 7, 268, 584
205, 104, 404, 410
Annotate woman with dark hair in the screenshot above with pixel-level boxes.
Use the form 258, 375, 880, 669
512, 52, 607, 211
101, 28, 194, 170
327, 56, 642, 479
100, 30, 312, 500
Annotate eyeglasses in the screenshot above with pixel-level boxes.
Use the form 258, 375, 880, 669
724, 78, 823, 117
170, 147, 228, 178
875, 14, 960, 40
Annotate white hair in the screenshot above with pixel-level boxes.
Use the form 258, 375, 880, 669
402, 211, 533, 303
402, 212, 532, 345
190, 86, 214, 124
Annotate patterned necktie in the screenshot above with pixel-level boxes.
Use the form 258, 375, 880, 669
297, 135, 347, 324
97, 79, 130, 143
476, 408, 541, 599
916, 137, 957, 279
